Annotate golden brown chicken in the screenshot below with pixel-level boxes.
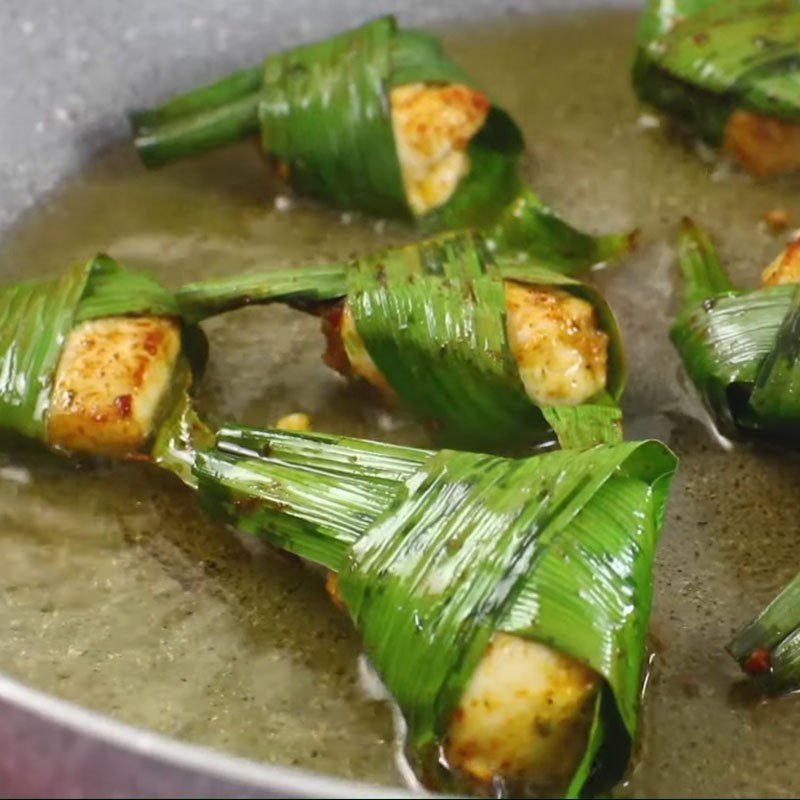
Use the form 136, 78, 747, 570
47, 316, 181, 456
504, 281, 609, 407
390, 83, 490, 215
446, 633, 599, 791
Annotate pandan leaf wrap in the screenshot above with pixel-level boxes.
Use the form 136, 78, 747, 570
193, 425, 677, 796
258, 16, 529, 230
133, 16, 635, 268
134, 15, 523, 229
634, 0, 800, 145
0, 254, 205, 448
674, 250, 800, 696
177, 231, 626, 452
348, 231, 624, 451
671, 220, 800, 443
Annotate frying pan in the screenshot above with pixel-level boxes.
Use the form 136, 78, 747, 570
0, 2, 593, 796
4, 0, 800, 798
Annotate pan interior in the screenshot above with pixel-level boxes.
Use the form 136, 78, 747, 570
1, 7, 800, 797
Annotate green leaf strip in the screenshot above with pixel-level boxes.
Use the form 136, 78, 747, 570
130, 15, 630, 264
195, 425, 431, 570
0, 261, 90, 440
258, 17, 410, 220
487, 188, 638, 274
541, 403, 624, 449
131, 65, 264, 167
76, 253, 180, 321
675, 217, 736, 310
748, 283, 800, 424
347, 231, 545, 450
176, 262, 349, 323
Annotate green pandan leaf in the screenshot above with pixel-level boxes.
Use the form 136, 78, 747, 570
635, 1, 800, 145
197, 425, 676, 796
670, 219, 800, 442
488, 188, 638, 274
257, 17, 409, 221
132, 16, 523, 229
75, 253, 179, 321
0, 262, 90, 440
176, 262, 349, 324
673, 222, 800, 693
655, 5, 800, 117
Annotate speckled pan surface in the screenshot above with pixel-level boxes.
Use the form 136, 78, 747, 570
3, 1, 800, 798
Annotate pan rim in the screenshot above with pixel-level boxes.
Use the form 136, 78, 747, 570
0, 670, 420, 797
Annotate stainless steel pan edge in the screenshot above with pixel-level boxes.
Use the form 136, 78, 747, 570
0, 1, 636, 797
0, 671, 415, 798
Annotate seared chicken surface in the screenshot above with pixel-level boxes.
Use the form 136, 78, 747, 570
322, 282, 609, 407
504, 281, 609, 407
723, 110, 800, 177
47, 316, 181, 456
761, 239, 800, 288
446, 633, 599, 791
390, 83, 490, 216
